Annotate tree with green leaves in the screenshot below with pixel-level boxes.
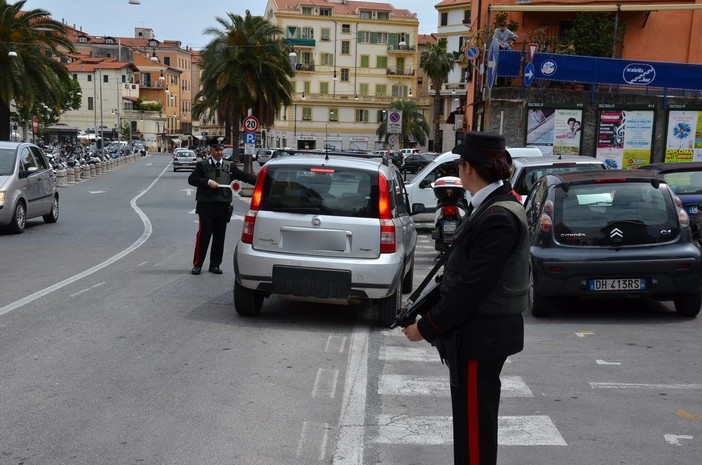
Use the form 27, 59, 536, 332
563, 12, 628, 57
13, 77, 82, 139
0, 0, 74, 141
376, 100, 430, 148
419, 38, 454, 153
193, 10, 294, 173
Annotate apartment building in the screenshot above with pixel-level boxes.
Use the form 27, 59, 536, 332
263, 0, 429, 151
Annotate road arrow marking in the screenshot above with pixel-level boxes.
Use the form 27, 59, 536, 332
189, 209, 196, 214
182, 188, 195, 196
596, 359, 622, 365
575, 331, 594, 337
664, 434, 693, 446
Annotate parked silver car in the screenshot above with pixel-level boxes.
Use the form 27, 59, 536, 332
0, 141, 59, 233
233, 152, 417, 325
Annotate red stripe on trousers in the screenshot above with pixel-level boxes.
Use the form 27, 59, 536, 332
193, 216, 203, 266
467, 360, 480, 465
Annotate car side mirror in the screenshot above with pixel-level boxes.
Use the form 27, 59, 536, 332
419, 179, 432, 189
411, 203, 426, 215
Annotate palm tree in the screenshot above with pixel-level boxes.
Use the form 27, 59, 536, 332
376, 100, 430, 148
193, 10, 294, 173
0, 0, 74, 141
419, 38, 454, 153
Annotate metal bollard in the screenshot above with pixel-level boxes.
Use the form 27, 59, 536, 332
74, 166, 82, 181
56, 169, 67, 187
66, 168, 75, 184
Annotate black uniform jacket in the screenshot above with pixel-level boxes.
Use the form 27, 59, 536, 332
417, 184, 526, 359
188, 158, 257, 218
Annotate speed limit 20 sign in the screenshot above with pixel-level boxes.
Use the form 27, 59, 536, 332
243, 115, 260, 133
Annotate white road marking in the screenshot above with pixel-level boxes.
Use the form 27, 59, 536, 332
378, 374, 533, 398
332, 326, 369, 465
590, 382, 702, 389
596, 359, 622, 365
325, 335, 347, 353
182, 187, 195, 196
575, 331, 594, 337
297, 421, 330, 461
312, 368, 339, 398
380, 345, 441, 363
69, 281, 106, 298
375, 414, 566, 446
88, 190, 106, 194
0, 164, 170, 317
664, 434, 694, 446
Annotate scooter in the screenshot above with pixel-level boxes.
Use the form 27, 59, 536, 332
431, 176, 468, 258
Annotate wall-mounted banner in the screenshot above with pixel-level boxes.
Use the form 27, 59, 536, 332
596, 109, 654, 169
665, 110, 702, 162
526, 106, 582, 156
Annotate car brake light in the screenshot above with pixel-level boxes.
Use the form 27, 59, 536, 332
241, 166, 267, 244
594, 178, 627, 183
378, 172, 396, 253
539, 213, 552, 233
310, 167, 335, 173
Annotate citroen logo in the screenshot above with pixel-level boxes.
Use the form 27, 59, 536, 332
610, 228, 623, 239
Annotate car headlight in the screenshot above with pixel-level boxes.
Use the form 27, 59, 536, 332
0, 191, 5, 202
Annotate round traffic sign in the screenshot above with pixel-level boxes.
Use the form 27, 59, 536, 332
465, 45, 479, 61
243, 115, 259, 133
32, 116, 39, 132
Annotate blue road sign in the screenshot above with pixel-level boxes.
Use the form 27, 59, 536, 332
465, 45, 479, 61
244, 132, 256, 145
524, 62, 536, 87
486, 38, 500, 90
201, 131, 207, 137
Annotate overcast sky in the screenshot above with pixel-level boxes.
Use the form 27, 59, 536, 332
30, 0, 441, 51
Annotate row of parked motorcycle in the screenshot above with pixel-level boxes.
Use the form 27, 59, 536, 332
42, 142, 146, 174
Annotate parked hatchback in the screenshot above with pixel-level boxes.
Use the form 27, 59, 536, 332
525, 169, 701, 317
0, 141, 59, 233
233, 153, 417, 326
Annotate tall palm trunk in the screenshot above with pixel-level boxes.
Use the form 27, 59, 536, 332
432, 79, 442, 153
0, 100, 11, 141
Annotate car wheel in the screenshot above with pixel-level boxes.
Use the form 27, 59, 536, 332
374, 285, 402, 327
673, 292, 701, 317
42, 195, 59, 223
529, 269, 553, 317
401, 261, 414, 294
9, 200, 26, 234
234, 280, 264, 316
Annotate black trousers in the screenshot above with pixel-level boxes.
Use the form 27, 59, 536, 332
193, 213, 228, 268
450, 357, 507, 465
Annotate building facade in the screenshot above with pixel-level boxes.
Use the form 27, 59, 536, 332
263, 0, 430, 151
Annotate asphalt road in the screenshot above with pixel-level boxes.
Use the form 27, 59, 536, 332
0, 153, 700, 465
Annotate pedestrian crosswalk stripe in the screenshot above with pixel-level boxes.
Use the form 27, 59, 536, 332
378, 374, 533, 397
380, 345, 440, 363
375, 414, 567, 446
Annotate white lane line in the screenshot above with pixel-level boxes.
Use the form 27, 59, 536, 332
312, 368, 339, 398
380, 345, 441, 363
0, 164, 169, 317
297, 421, 331, 461
590, 382, 702, 389
376, 414, 566, 446
596, 359, 622, 365
332, 326, 369, 465
69, 281, 106, 298
325, 335, 347, 353
378, 374, 533, 398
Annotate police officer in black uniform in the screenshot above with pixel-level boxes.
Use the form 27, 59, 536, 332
188, 143, 257, 275
403, 132, 529, 465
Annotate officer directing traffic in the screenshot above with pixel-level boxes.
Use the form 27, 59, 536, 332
402, 132, 529, 465
188, 143, 257, 275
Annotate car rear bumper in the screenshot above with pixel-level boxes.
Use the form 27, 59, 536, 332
234, 243, 403, 301
532, 249, 702, 298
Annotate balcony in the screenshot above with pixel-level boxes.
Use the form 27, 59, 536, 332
284, 38, 315, 48
294, 63, 316, 72
387, 44, 415, 54
386, 67, 415, 77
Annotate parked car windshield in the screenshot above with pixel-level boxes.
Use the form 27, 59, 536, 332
553, 182, 679, 246
0, 149, 16, 175
259, 165, 379, 218
514, 162, 604, 194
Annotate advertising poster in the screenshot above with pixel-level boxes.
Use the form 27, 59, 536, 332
596, 110, 654, 169
526, 107, 582, 156
665, 110, 702, 162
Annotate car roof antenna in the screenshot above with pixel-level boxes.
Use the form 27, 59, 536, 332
325, 152, 330, 161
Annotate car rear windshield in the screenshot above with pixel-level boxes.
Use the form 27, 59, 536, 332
259, 165, 379, 218
658, 171, 702, 195
553, 182, 679, 246
515, 162, 604, 195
